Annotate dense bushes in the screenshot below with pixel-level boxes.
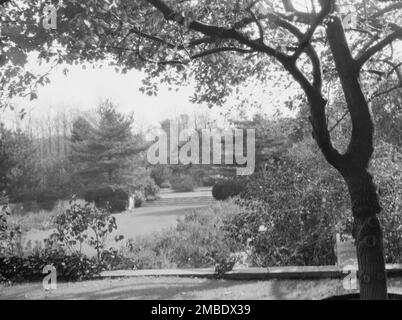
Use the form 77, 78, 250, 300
0, 200, 125, 283
79, 177, 160, 212
133, 190, 145, 208
218, 140, 402, 267
131, 176, 159, 201
0, 249, 100, 283
224, 197, 336, 266
0, 200, 243, 282
369, 141, 402, 263
150, 165, 172, 187
170, 175, 195, 192
35, 189, 60, 211
201, 176, 216, 187
220, 141, 347, 267
212, 179, 244, 200
84, 186, 128, 213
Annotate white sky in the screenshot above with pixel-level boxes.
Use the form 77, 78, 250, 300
4, 61, 295, 132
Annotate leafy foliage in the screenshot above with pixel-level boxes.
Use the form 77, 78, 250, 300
169, 175, 195, 192
131, 175, 160, 200
212, 179, 245, 201
150, 165, 172, 187
0, 193, 23, 257
222, 139, 347, 266
370, 141, 402, 263
0, 123, 39, 203
84, 186, 128, 213
0, 249, 101, 283
121, 201, 240, 269
48, 200, 123, 264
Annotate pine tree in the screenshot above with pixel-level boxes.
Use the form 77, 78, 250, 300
70, 101, 145, 190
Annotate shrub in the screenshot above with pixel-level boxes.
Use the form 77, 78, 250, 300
0, 249, 100, 283
361, 141, 402, 263
150, 165, 172, 187
35, 189, 59, 211
142, 177, 159, 199
202, 176, 216, 187
48, 200, 123, 265
212, 179, 244, 200
84, 186, 128, 213
122, 201, 241, 270
0, 195, 23, 257
222, 142, 348, 267
100, 248, 136, 271
0, 198, 128, 283
133, 190, 146, 208
224, 197, 336, 267
170, 175, 195, 192
131, 176, 160, 201
160, 181, 171, 189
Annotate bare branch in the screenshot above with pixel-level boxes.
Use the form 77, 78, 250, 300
269, 14, 322, 91
292, 1, 332, 60
145, 0, 288, 61
356, 28, 402, 70
329, 110, 349, 133
370, 2, 402, 20
370, 85, 402, 100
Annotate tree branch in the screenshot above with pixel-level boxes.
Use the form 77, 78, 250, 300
292, 1, 332, 60
356, 28, 402, 70
370, 2, 402, 20
281, 0, 315, 24
145, 0, 288, 61
136, 45, 253, 65
246, 8, 264, 42
269, 14, 323, 91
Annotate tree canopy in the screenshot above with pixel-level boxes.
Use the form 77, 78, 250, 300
1, 1, 401, 110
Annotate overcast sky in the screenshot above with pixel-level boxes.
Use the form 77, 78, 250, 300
3, 61, 295, 132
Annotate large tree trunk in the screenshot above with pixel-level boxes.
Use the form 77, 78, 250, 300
322, 14, 389, 299
342, 168, 387, 299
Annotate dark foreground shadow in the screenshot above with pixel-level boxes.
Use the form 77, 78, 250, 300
49, 280, 245, 300
324, 293, 402, 300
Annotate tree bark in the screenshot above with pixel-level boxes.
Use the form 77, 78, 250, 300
323, 13, 388, 300
341, 167, 387, 299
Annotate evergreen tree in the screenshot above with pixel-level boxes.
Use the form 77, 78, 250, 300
70, 101, 145, 189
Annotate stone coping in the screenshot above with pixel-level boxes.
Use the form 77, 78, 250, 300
100, 264, 402, 280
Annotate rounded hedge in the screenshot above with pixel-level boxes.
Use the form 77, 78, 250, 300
212, 180, 244, 201
84, 186, 128, 213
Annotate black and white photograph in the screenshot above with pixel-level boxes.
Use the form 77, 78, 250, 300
0, 0, 402, 305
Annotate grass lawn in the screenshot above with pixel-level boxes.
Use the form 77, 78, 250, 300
1, 277, 402, 300
20, 204, 210, 255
